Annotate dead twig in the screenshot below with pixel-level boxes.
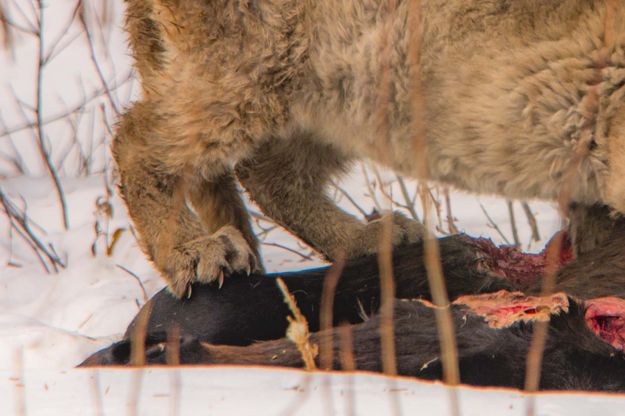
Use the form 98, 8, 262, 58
443, 188, 458, 234
262, 242, 314, 261
524, 0, 618, 407
116, 264, 149, 304
408, 1, 460, 415
0, 189, 65, 272
396, 175, 421, 222
521, 202, 541, 244
34, 0, 70, 230
276, 278, 318, 370
479, 202, 511, 245
319, 253, 346, 370
507, 200, 521, 247
78, 0, 121, 116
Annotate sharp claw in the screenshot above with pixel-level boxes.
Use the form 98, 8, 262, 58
186, 284, 193, 299
218, 270, 225, 289
245, 263, 251, 276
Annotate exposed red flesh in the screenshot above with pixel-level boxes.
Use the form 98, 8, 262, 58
453, 290, 569, 328
585, 297, 625, 350
473, 231, 574, 286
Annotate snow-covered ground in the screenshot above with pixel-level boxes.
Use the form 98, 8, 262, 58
1, 1, 620, 415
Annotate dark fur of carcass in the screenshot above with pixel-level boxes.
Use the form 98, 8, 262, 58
82, 230, 625, 392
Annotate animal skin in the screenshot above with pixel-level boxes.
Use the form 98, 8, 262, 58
114, 0, 625, 296
82, 232, 625, 392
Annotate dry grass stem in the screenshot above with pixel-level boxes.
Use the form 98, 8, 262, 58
262, 242, 314, 261
330, 179, 370, 219
507, 200, 521, 247
276, 277, 318, 370
360, 163, 383, 212
408, 3, 460, 412
443, 189, 458, 234
521, 202, 541, 245
338, 324, 356, 416
0, 189, 65, 272
0, 72, 133, 139
372, 0, 400, 382
524, 0, 618, 403
0, 1, 14, 53
479, 202, 511, 245
129, 301, 153, 366
167, 326, 182, 416
378, 213, 397, 375
320, 253, 346, 370
116, 264, 149, 304
89, 369, 104, 416
35, 0, 70, 230
12, 347, 26, 416
78, 0, 121, 116
396, 175, 421, 222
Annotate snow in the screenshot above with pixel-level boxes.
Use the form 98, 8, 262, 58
0, 0, 622, 414
4, 366, 625, 416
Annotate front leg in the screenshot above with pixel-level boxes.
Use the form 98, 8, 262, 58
236, 135, 423, 261
113, 103, 260, 297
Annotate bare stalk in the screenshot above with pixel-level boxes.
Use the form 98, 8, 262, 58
521, 202, 541, 244
0, 189, 65, 272
319, 253, 346, 370
373, 0, 401, 383
35, 0, 69, 229
507, 201, 521, 247
408, 1, 460, 414
479, 202, 511, 245
78, 0, 121, 116
396, 175, 421, 222
276, 278, 318, 370
443, 189, 458, 234
524, 1, 618, 406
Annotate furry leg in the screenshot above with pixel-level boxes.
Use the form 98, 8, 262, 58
237, 135, 423, 260
113, 102, 259, 298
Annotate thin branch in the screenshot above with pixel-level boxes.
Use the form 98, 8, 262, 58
0, 72, 133, 139
443, 188, 458, 234
521, 202, 541, 243
319, 254, 346, 370
0, 188, 65, 272
330, 179, 370, 219
396, 175, 420, 222
261, 242, 314, 261
479, 202, 511, 245
34, 0, 69, 229
507, 200, 521, 247
116, 264, 149, 303
78, 0, 121, 115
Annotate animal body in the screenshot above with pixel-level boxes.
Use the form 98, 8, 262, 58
83, 233, 625, 392
114, 0, 625, 296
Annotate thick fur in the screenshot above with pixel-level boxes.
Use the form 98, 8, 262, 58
115, 0, 625, 295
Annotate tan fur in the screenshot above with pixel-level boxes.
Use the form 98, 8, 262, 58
115, 0, 625, 297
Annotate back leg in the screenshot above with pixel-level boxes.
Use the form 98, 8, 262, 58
236, 134, 423, 261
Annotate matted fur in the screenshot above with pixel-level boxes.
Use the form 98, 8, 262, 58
114, 0, 625, 296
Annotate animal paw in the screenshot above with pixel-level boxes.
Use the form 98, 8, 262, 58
164, 225, 260, 298
348, 211, 424, 258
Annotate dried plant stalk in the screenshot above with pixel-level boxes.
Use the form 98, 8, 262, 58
407, 0, 461, 393
524, 0, 618, 400
319, 254, 346, 370
276, 278, 318, 370
34, 0, 70, 230
521, 202, 541, 244
0, 1, 14, 52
